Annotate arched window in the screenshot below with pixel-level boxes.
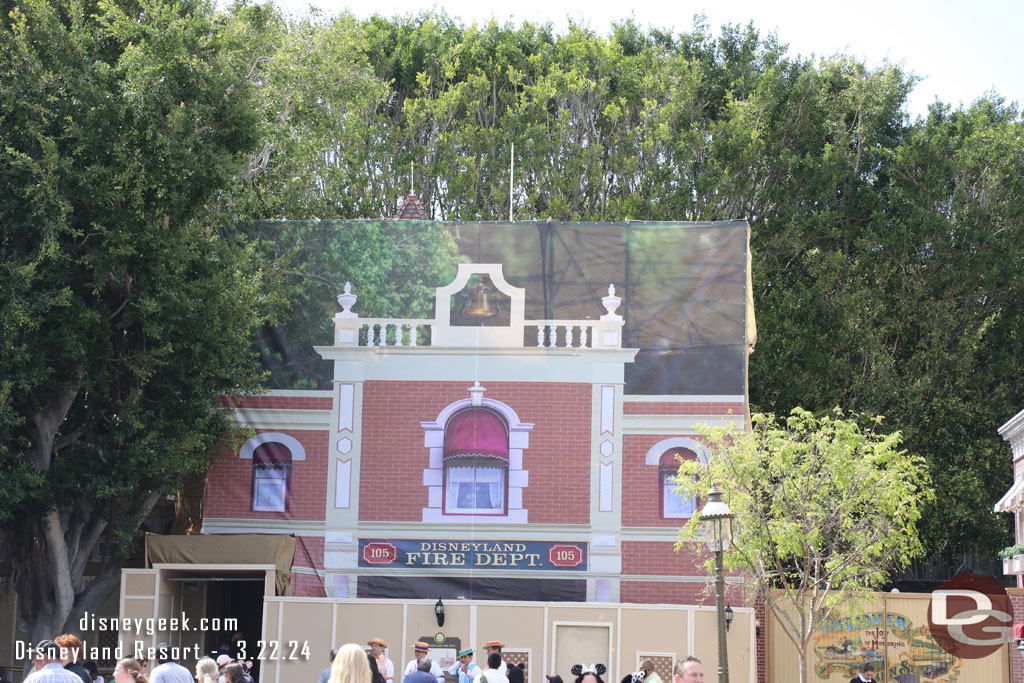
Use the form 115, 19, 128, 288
660, 448, 697, 519
443, 408, 509, 515
252, 442, 292, 512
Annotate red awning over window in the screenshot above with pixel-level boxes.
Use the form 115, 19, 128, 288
444, 409, 509, 461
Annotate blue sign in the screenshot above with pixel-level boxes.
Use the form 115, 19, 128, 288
359, 539, 588, 571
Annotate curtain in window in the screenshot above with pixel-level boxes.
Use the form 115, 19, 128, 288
447, 465, 504, 512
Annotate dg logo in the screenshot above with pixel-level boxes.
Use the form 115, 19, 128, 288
927, 573, 1013, 659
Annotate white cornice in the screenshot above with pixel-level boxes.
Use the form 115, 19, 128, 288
229, 408, 331, 430
623, 395, 746, 403
622, 414, 744, 434
999, 409, 1024, 441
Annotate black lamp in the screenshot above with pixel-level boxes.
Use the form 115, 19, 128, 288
435, 598, 445, 627
725, 604, 734, 632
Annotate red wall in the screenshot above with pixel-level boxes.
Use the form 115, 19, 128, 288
205, 429, 329, 521
359, 380, 592, 524
622, 435, 708, 528
620, 580, 744, 606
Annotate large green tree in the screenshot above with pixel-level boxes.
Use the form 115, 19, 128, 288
675, 409, 933, 683
287, 13, 1018, 564
0, 0, 278, 642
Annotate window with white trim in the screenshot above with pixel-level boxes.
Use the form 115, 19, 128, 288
443, 408, 509, 515
660, 448, 697, 519
251, 442, 292, 512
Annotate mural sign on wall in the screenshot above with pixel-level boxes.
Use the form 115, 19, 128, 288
359, 539, 587, 571
815, 610, 962, 683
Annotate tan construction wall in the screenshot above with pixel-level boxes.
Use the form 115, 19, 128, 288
263, 599, 756, 683
767, 591, 1011, 682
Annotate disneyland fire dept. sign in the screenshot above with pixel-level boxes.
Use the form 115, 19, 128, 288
358, 539, 587, 571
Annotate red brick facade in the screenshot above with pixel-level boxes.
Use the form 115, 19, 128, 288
621, 435, 708, 528
204, 429, 329, 521
358, 380, 592, 524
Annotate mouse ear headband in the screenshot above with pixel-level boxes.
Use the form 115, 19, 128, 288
572, 665, 607, 677
629, 672, 644, 683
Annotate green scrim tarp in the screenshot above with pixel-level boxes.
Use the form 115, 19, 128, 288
246, 220, 753, 396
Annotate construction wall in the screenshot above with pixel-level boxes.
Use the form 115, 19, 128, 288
261, 598, 758, 683
767, 591, 1010, 682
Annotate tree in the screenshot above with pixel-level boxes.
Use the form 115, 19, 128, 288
0, 0, 278, 644
674, 409, 933, 683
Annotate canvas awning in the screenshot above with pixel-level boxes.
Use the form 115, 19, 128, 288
443, 409, 508, 462
146, 533, 295, 595
994, 478, 1024, 513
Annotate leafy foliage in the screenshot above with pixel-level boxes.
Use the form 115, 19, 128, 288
675, 409, 933, 682
231, 11, 1020, 561
0, 0, 278, 640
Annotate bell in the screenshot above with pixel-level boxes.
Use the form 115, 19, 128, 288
464, 282, 496, 317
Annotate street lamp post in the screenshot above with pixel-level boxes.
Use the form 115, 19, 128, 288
701, 486, 735, 683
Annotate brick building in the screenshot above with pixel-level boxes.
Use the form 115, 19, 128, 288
198, 200, 754, 611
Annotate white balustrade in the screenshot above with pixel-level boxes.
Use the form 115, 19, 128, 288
334, 279, 622, 351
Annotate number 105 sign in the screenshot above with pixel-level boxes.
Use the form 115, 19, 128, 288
359, 539, 588, 571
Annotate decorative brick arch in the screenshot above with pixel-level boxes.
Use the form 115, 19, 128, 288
421, 396, 534, 523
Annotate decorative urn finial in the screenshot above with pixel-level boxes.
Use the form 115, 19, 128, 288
337, 282, 358, 318
468, 381, 487, 406
600, 284, 622, 321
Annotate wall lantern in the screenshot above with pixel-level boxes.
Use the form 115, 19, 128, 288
435, 597, 445, 627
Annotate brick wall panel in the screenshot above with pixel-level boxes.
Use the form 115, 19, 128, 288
359, 381, 591, 524
205, 429, 329, 521
621, 437, 710, 528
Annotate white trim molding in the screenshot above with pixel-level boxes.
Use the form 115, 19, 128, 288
239, 432, 307, 461
643, 437, 709, 466
420, 392, 534, 524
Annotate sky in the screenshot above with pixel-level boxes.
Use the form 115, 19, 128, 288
272, 0, 1023, 120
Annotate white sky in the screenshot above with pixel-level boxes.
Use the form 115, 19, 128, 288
275, 0, 1023, 120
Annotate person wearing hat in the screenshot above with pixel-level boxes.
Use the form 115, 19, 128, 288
369, 639, 395, 683
448, 648, 480, 683
403, 642, 444, 683
483, 642, 506, 677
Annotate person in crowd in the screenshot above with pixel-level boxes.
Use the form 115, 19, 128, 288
506, 664, 524, 683
402, 643, 443, 683
222, 665, 247, 683
477, 653, 508, 683
544, 675, 562, 683
448, 649, 480, 683
24, 640, 82, 683
368, 639, 394, 683
571, 664, 606, 683
28, 639, 53, 676
112, 659, 147, 683
54, 634, 92, 683
148, 644, 192, 683
404, 659, 436, 683
82, 661, 102, 683
137, 657, 149, 676
639, 660, 660, 683
329, 643, 371, 683
319, 648, 339, 683
367, 654, 386, 683
673, 657, 703, 683
848, 663, 874, 683
483, 643, 506, 677
195, 657, 219, 683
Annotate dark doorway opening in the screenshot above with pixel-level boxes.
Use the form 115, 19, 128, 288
204, 577, 265, 681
